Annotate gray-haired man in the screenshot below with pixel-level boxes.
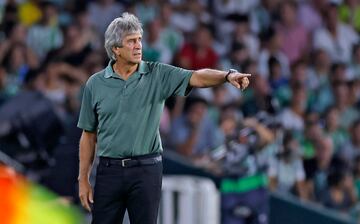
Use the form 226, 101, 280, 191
77, 12, 250, 224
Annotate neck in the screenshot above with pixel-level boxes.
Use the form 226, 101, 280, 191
113, 59, 139, 80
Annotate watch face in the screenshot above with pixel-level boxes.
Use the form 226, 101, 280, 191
229, 69, 238, 73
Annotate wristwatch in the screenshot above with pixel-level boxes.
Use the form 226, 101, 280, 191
225, 69, 238, 82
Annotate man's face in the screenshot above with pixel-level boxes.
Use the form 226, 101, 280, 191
114, 32, 142, 64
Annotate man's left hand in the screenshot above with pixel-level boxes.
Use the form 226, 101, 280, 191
228, 72, 251, 90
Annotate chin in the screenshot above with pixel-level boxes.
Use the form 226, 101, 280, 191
132, 58, 142, 64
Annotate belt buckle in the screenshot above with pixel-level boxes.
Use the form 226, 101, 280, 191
121, 158, 131, 167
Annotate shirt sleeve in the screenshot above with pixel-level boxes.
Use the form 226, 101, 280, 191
158, 63, 193, 99
77, 84, 98, 132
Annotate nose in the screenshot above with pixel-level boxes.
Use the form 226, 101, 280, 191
135, 39, 142, 49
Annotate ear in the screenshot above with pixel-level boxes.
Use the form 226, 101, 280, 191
112, 46, 121, 57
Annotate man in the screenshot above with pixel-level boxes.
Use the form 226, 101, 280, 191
77, 12, 250, 224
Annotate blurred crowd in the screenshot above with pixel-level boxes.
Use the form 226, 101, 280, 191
1, 0, 360, 221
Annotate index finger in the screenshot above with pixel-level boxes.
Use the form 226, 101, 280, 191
239, 73, 251, 77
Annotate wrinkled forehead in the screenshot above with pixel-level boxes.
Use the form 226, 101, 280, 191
123, 32, 142, 40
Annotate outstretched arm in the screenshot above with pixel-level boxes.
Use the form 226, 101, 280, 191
189, 69, 251, 90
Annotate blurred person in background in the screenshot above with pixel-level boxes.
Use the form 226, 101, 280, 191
313, 2, 359, 64
299, 118, 323, 159
73, 7, 102, 51
276, 0, 309, 64
241, 74, 278, 117
297, 0, 325, 33
177, 24, 219, 70
323, 106, 349, 153
158, 2, 184, 56
312, 63, 346, 114
77, 12, 250, 224
257, 26, 290, 79
169, 96, 219, 158
274, 60, 309, 109
0, 23, 39, 96
42, 62, 87, 120
134, 0, 158, 26
323, 169, 357, 212
26, 1, 63, 61
268, 131, 307, 200
306, 49, 331, 91
177, 24, 219, 102
0, 68, 64, 178
332, 79, 359, 129
170, 0, 211, 34
338, 119, 360, 166
88, 0, 124, 35
267, 56, 288, 91
46, 23, 94, 66
251, 0, 280, 34
231, 14, 260, 61
142, 19, 172, 64
277, 82, 308, 133
303, 136, 334, 202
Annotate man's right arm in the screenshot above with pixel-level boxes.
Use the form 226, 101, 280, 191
78, 130, 97, 212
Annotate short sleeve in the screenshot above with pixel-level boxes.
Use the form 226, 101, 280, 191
77, 84, 98, 132
158, 63, 193, 99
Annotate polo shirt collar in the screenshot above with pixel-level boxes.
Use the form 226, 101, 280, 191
104, 60, 149, 79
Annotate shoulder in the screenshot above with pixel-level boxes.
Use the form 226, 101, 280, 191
85, 68, 106, 88
142, 61, 176, 73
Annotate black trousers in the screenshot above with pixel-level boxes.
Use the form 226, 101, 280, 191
91, 155, 163, 224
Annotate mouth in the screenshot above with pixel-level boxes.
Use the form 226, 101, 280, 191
134, 53, 142, 57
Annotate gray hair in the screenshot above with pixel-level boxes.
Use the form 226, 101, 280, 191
104, 12, 143, 60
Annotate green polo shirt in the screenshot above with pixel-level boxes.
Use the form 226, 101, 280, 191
77, 60, 193, 158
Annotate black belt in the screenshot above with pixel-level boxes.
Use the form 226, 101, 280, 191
100, 154, 162, 168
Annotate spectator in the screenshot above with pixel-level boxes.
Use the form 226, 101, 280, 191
304, 137, 334, 202
158, 3, 184, 55
323, 170, 357, 212
241, 74, 278, 117
88, 0, 124, 35
277, 83, 307, 132
299, 119, 323, 159
177, 24, 218, 70
276, 1, 309, 63
142, 19, 172, 64
306, 49, 331, 91
313, 2, 359, 63
258, 26, 290, 79
26, 1, 63, 60
333, 81, 359, 129
297, 0, 324, 33
231, 14, 260, 61
323, 106, 349, 153
338, 119, 360, 165
169, 96, 219, 158
268, 131, 307, 199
